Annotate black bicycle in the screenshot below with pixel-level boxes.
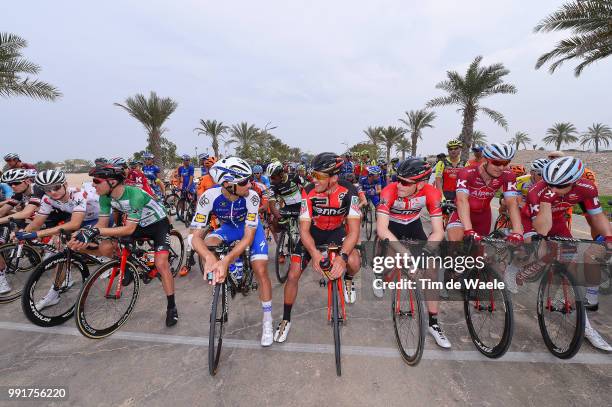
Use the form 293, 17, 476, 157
206, 243, 257, 376
274, 209, 300, 284
361, 201, 374, 240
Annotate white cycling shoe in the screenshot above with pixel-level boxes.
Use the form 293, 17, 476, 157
0, 273, 11, 294
261, 321, 274, 347
344, 279, 356, 304
585, 317, 612, 351
429, 324, 452, 348
273, 320, 291, 343
36, 287, 60, 310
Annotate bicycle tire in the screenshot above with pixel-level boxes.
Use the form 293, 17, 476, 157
365, 205, 373, 240
21, 252, 89, 327
164, 193, 180, 216
0, 243, 42, 304
175, 198, 186, 222
275, 230, 289, 284
168, 230, 185, 277
332, 279, 342, 376
537, 265, 585, 359
463, 266, 514, 358
208, 283, 226, 376
75, 260, 140, 339
183, 202, 194, 229
392, 270, 426, 365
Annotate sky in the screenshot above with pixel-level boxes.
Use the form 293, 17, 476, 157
3, 0, 611, 163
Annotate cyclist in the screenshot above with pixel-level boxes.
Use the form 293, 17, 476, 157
389, 157, 400, 182
339, 152, 355, 181
359, 166, 382, 207
142, 153, 165, 197
67, 165, 179, 327
515, 159, 548, 200
3, 153, 36, 170
94, 157, 108, 167
466, 146, 486, 167
252, 165, 270, 188
376, 158, 449, 348
126, 160, 155, 197
198, 152, 210, 176
190, 157, 273, 346
345, 173, 367, 208
178, 154, 195, 196
296, 164, 310, 183
518, 157, 612, 351
195, 156, 217, 198
10, 170, 100, 306
274, 152, 361, 343
0, 172, 13, 202
378, 159, 388, 188
434, 139, 467, 202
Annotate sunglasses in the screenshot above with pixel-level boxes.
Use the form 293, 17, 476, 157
448, 147, 460, 151
397, 177, 419, 186
489, 159, 511, 167
7, 181, 23, 187
43, 184, 64, 193
312, 171, 330, 181
92, 178, 106, 185
236, 178, 250, 187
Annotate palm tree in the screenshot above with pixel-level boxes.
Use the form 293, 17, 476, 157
363, 126, 383, 145
395, 137, 412, 160
427, 56, 517, 161
580, 123, 612, 152
194, 119, 228, 157
508, 131, 532, 150
543, 122, 579, 150
399, 109, 436, 156
226, 122, 261, 158
534, 0, 612, 77
471, 130, 487, 147
114, 91, 178, 169
0, 33, 61, 100
379, 127, 405, 163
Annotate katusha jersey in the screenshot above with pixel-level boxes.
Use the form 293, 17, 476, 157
190, 186, 260, 229
455, 166, 520, 212
377, 182, 442, 225
526, 178, 602, 221
98, 186, 166, 227
38, 187, 99, 222
300, 180, 361, 230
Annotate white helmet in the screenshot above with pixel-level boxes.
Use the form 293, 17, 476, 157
542, 156, 584, 186
529, 158, 549, 173
1, 168, 29, 183
110, 157, 127, 168
483, 143, 516, 161
3, 153, 20, 161
35, 169, 66, 187
26, 169, 38, 178
210, 157, 252, 184
265, 161, 283, 177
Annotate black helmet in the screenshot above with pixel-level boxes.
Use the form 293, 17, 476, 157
397, 158, 432, 181
311, 152, 343, 175
89, 165, 126, 182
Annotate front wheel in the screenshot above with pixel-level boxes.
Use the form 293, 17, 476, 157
0, 243, 42, 304
168, 230, 185, 277
275, 231, 290, 284
164, 193, 180, 216
209, 283, 227, 376
392, 270, 426, 365
331, 279, 342, 376
365, 205, 373, 240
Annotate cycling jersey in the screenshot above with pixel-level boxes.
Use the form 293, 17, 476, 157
339, 161, 355, 180
515, 174, 533, 198
98, 186, 166, 227
0, 183, 13, 201
38, 187, 100, 222
466, 157, 486, 167
582, 167, 597, 186
380, 169, 388, 188
196, 173, 215, 197
269, 174, 303, 206
178, 165, 195, 191
359, 176, 381, 206
8, 184, 44, 208
126, 169, 155, 197
254, 175, 270, 188
434, 158, 466, 192
251, 181, 269, 209
377, 182, 442, 225
191, 186, 260, 229
142, 165, 160, 183
299, 180, 361, 230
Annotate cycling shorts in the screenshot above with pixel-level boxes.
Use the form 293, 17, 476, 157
388, 218, 428, 241
208, 222, 268, 261
292, 226, 345, 269
132, 218, 171, 253
442, 191, 456, 202
447, 209, 492, 236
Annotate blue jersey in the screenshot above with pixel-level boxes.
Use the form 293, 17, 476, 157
380, 169, 388, 188
200, 166, 208, 176
142, 165, 160, 183
0, 183, 13, 201
254, 175, 270, 188
178, 165, 194, 191
359, 176, 380, 197
340, 161, 355, 179
190, 186, 260, 229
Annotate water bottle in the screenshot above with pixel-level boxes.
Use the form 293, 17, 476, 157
229, 258, 244, 280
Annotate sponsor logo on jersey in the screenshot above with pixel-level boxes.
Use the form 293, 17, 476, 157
530, 204, 539, 213
314, 207, 347, 216
251, 194, 260, 207
456, 179, 467, 189
195, 213, 206, 223
246, 213, 256, 221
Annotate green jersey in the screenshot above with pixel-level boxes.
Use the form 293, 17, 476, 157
99, 186, 166, 227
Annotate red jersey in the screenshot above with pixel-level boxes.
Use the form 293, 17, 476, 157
299, 180, 361, 230
250, 181, 269, 209
455, 166, 520, 213
126, 169, 155, 197
377, 183, 442, 225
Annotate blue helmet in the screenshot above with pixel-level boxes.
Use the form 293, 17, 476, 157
252, 165, 263, 173
143, 152, 154, 159
198, 152, 209, 160
181, 154, 191, 161
367, 166, 382, 176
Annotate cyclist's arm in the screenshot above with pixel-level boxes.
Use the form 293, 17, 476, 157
98, 219, 138, 237
426, 186, 444, 242
0, 203, 38, 224
434, 161, 444, 192
376, 213, 396, 241
35, 212, 86, 238
590, 211, 612, 237
0, 204, 13, 218
503, 195, 524, 235
190, 189, 220, 263
532, 203, 553, 236
299, 218, 318, 258
455, 191, 473, 230
23, 213, 48, 233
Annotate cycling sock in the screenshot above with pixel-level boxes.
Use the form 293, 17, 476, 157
167, 294, 176, 309
586, 286, 599, 306
429, 313, 438, 327
262, 301, 272, 323
283, 303, 293, 322
344, 274, 353, 281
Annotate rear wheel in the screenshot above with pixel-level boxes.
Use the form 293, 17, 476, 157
168, 230, 185, 277
0, 243, 42, 304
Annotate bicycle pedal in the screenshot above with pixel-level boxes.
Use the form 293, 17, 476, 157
319, 278, 327, 287
252, 282, 258, 290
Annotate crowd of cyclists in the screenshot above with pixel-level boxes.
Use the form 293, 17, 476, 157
0, 138, 610, 354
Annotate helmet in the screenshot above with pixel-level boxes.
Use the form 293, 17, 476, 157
360, 150, 369, 156
446, 139, 463, 149
344, 152, 352, 158
3, 153, 20, 161
266, 161, 284, 177
204, 156, 217, 168
297, 164, 305, 171
35, 170, 66, 187
530, 158, 549, 173
94, 157, 108, 165
509, 164, 526, 177
397, 158, 432, 181
1, 168, 29, 183
471, 146, 484, 152
25, 169, 38, 179
378, 159, 387, 166
181, 154, 191, 160
311, 152, 343, 175
367, 166, 382, 176
252, 165, 263, 174
542, 157, 584, 186
89, 165, 126, 182
210, 157, 252, 184
129, 160, 139, 167
110, 157, 127, 168
198, 152, 209, 160
483, 143, 516, 161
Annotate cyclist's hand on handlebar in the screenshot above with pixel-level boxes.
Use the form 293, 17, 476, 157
15, 231, 37, 241
206, 259, 228, 285
463, 229, 481, 242
330, 255, 346, 280
507, 232, 524, 245
311, 251, 324, 276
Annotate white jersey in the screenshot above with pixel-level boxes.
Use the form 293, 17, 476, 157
38, 186, 100, 221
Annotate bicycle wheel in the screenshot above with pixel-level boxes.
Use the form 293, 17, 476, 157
175, 198, 186, 222
331, 279, 342, 376
21, 253, 89, 327
168, 230, 185, 277
463, 266, 513, 358
0, 243, 42, 304
183, 202, 195, 229
392, 270, 426, 365
274, 230, 290, 284
537, 266, 585, 359
209, 283, 227, 376
75, 260, 140, 339
164, 193, 180, 216
365, 206, 373, 240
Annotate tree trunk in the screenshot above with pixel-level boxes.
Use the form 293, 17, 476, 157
401, 150, 406, 160
149, 129, 163, 172
212, 135, 219, 157
556, 139, 561, 151
386, 144, 391, 164
411, 131, 418, 156
459, 104, 476, 162
595, 139, 599, 153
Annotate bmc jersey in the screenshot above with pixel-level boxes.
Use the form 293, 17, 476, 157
300, 180, 361, 230
99, 186, 166, 227
38, 187, 99, 222
434, 158, 466, 192
269, 174, 303, 206
190, 186, 260, 229
359, 176, 380, 197
377, 183, 442, 225
455, 166, 520, 212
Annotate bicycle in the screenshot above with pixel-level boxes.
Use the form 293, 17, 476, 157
176, 190, 196, 227
316, 244, 346, 376
441, 201, 456, 230
21, 229, 104, 327
74, 228, 185, 339
206, 243, 258, 376
361, 199, 374, 240
274, 209, 300, 284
